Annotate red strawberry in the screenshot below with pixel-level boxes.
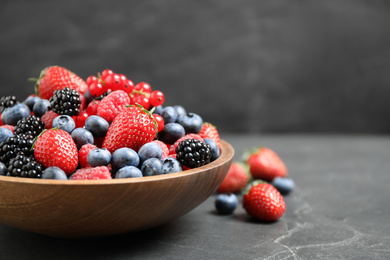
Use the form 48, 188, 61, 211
217, 162, 250, 193
198, 122, 221, 149
41, 110, 60, 129
78, 143, 97, 168
71, 166, 112, 180
243, 181, 286, 222
246, 147, 287, 182
34, 128, 79, 175
32, 66, 88, 100
102, 104, 157, 153
97, 90, 131, 122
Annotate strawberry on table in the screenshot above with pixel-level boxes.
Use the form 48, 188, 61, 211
102, 104, 157, 153
243, 181, 286, 222
217, 162, 250, 194
31, 66, 88, 100
34, 128, 79, 175
246, 147, 287, 182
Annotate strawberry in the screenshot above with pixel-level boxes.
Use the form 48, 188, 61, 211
243, 181, 286, 222
31, 66, 88, 100
97, 90, 131, 122
71, 166, 112, 180
34, 128, 79, 175
217, 162, 250, 193
102, 104, 157, 153
198, 122, 220, 149
245, 147, 287, 182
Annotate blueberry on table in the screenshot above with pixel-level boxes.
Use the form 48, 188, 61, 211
33, 98, 51, 118
138, 142, 163, 163
0, 127, 13, 143
162, 157, 183, 174
176, 112, 203, 134
158, 123, 185, 145
271, 177, 295, 195
161, 106, 178, 124
203, 138, 220, 162
23, 95, 40, 110
1, 103, 30, 126
215, 193, 238, 215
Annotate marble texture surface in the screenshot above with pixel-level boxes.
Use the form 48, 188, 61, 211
0, 134, 389, 259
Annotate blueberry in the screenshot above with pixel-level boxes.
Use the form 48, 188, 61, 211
204, 138, 220, 161
158, 123, 185, 145
153, 105, 163, 115
141, 158, 164, 176
52, 115, 76, 133
71, 128, 94, 149
161, 106, 178, 124
271, 177, 295, 195
176, 112, 203, 134
162, 157, 183, 174
83, 89, 94, 105
85, 115, 109, 138
41, 166, 68, 180
215, 193, 238, 215
0, 162, 7, 176
0, 127, 14, 143
115, 166, 143, 179
174, 105, 186, 121
111, 147, 140, 170
87, 148, 112, 167
23, 96, 40, 110
33, 98, 51, 118
1, 103, 31, 126
138, 142, 162, 163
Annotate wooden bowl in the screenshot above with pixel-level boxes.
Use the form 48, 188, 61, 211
0, 140, 234, 239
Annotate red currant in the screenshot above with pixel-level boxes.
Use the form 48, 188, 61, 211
86, 75, 98, 86
105, 73, 124, 91
101, 69, 114, 81
86, 100, 101, 115
149, 90, 165, 107
134, 82, 152, 93
131, 94, 151, 110
122, 79, 134, 94
153, 114, 164, 132
89, 82, 105, 97
74, 111, 89, 128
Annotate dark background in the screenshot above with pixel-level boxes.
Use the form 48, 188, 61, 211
1, 0, 389, 133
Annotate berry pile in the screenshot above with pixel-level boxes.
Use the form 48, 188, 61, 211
214, 147, 295, 222
0, 66, 221, 180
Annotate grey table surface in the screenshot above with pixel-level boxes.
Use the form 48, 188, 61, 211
0, 134, 389, 260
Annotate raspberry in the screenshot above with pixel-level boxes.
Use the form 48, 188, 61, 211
152, 140, 169, 159
79, 143, 98, 168
168, 134, 204, 155
41, 110, 61, 129
49, 87, 81, 116
97, 90, 130, 122
71, 166, 112, 180
175, 139, 211, 168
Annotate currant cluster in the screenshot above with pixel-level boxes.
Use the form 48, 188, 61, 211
86, 69, 165, 110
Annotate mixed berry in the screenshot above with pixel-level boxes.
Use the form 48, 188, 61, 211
0, 66, 221, 180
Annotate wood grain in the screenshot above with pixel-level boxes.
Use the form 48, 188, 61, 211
0, 140, 234, 238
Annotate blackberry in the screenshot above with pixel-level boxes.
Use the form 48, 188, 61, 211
0, 134, 34, 166
14, 115, 45, 138
7, 152, 43, 178
176, 139, 212, 168
0, 95, 18, 113
95, 91, 111, 101
49, 87, 81, 116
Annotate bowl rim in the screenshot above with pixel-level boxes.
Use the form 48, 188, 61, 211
0, 139, 234, 186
